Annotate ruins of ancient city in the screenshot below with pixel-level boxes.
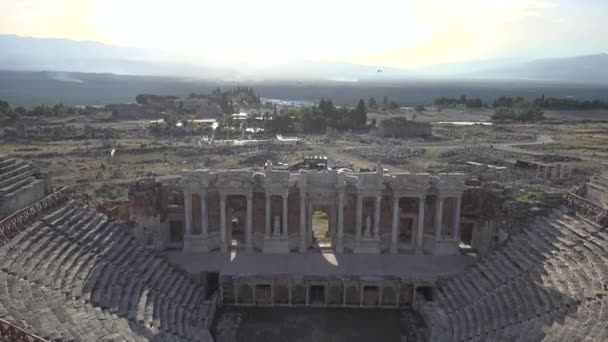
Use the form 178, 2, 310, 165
1, 78, 608, 342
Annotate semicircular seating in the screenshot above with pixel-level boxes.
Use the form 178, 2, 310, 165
0, 199, 215, 341
420, 207, 608, 342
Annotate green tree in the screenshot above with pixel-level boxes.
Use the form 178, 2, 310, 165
7, 110, 20, 122
14, 107, 27, 115
367, 97, 378, 110
353, 99, 367, 127
164, 115, 178, 129
382, 96, 389, 111
135, 94, 149, 105
246, 112, 258, 130
491, 107, 516, 121
0, 99, 9, 114
52, 103, 67, 116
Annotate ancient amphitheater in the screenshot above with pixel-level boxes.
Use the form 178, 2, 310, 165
0, 155, 607, 341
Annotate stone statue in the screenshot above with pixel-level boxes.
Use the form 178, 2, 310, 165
273, 215, 281, 237
364, 215, 372, 238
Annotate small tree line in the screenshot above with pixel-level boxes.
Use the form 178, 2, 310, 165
0, 100, 93, 121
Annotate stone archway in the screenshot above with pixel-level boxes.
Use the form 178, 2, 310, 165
225, 195, 247, 249
311, 206, 332, 248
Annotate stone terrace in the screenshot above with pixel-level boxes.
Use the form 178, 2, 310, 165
0, 199, 215, 341
0, 155, 47, 218
419, 207, 608, 341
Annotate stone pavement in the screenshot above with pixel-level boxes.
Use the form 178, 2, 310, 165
166, 250, 474, 280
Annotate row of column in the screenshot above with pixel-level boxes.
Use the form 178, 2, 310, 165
184, 189, 289, 253
265, 192, 289, 239
183, 189, 209, 237
184, 189, 462, 254
219, 192, 253, 252
536, 163, 573, 181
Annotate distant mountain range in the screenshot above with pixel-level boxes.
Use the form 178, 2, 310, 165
0, 34, 607, 83
464, 54, 608, 83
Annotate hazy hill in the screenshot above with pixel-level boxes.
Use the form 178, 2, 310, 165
1, 34, 607, 83
0, 34, 233, 79
0, 34, 410, 81
466, 54, 608, 83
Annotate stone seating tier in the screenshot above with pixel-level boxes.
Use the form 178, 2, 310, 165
422, 208, 608, 341
0, 200, 214, 341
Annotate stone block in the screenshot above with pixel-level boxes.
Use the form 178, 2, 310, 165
262, 237, 290, 254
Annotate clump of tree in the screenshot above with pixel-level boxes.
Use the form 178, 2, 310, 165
0, 99, 21, 121
221, 97, 369, 134
434, 95, 483, 108
492, 104, 544, 122
367, 96, 399, 111
135, 94, 178, 105
191, 87, 261, 115
367, 97, 379, 110
534, 94, 608, 110
0, 99, 87, 121
298, 98, 367, 133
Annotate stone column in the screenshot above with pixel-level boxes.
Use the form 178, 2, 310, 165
434, 196, 444, 239
246, 192, 253, 252
416, 196, 425, 254
265, 193, 271, 238
336, 192, 344, 253
282, 192, 288, 239
373, 195, 381, 240
201, 190, 209, 237
355, 194, 363, 245
390, 195, 400, 254
307, 201, 313, 245
184, 189, 192, 235
299, 191, 306, 252
452, 195, 462, 241
220, 193, 227, 253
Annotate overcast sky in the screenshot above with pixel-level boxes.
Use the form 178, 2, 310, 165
1, 0, 607, 69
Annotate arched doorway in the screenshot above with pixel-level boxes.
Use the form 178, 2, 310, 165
226, 195, 247, 249
311, 204, 333, 250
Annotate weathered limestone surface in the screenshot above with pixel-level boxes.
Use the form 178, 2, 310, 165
418, 204, 608, 341
0, 199, 215, 341
130, 168, 467, 256
0, 155, 48, 219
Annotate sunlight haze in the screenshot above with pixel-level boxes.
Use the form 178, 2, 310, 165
1, 0, 606, 70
